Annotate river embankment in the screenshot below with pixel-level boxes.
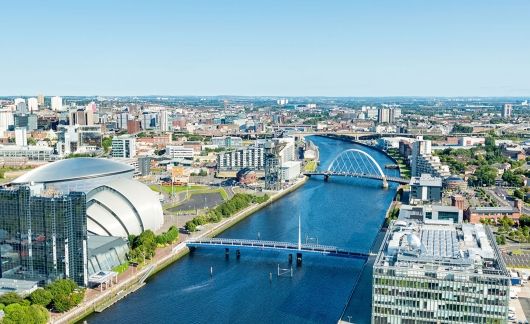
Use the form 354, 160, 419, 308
57, 177, 308, 324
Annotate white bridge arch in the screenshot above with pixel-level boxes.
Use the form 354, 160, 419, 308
304, 149, 408, 187
327, 149, 386, 177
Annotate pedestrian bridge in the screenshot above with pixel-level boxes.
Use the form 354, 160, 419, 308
304, 148, 409, 187
186, 238, 369, 260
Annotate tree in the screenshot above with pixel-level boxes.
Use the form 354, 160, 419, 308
102, 136, 113, 153
496, 235, 506, 245
474, 165, 497, 186
503, 171, 523, 187
2, 303, 48, 324
46, 279, 84, 312
0, 292, 23, 306
514, 189, 525, 200
29, 289, 52, 307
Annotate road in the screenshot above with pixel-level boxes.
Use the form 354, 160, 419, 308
489, 187, 530, 215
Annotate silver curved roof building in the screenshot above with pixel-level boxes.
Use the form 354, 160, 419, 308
86, 178, 164, 237
12, 158, 134, 193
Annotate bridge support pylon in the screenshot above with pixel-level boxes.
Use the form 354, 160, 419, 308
324, 174, 329, 182
225, 248, 229, 258
236, 249, 241, 259
382, 179, 388, 189
296, 253, 302, 266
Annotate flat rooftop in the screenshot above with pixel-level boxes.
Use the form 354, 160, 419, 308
375, 220, 509, 278
409, 174, 442, 187
469, 206, 517, 213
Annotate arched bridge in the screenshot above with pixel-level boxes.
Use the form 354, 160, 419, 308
304, 149, 408, 188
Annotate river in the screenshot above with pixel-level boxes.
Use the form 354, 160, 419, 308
86, 136, 399, 324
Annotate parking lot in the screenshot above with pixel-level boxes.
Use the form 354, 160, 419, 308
504, 252, 530, 268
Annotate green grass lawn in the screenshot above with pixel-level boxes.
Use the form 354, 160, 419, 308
112, 263, 129, 274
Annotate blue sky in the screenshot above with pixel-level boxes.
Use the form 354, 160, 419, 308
1, 0, 529, 96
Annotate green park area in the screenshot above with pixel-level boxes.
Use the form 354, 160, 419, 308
386, 149, 411, 179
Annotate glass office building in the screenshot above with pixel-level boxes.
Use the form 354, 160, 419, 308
372, 220, 510, 323
0, 187, 87, 286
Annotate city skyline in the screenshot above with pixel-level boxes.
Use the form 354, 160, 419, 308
2, 0, 530, 97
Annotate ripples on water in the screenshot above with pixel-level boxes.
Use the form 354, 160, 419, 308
86, 136, 398, 324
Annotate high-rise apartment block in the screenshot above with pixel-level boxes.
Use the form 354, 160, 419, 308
411, 138, 450, 178
377, 107, 400, 124
217, 146, 264, 171
372, 220, 510, 323
159, 110, 170, 131
502, 104, 512, 118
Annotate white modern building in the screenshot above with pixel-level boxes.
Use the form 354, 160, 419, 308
51, 96, 63, 111
0, 108, 14, 135
159, 110, 170, 131
166, 145, 194, 159
14, 127, 27, 146
0, 144, 53, 161
411, 138, 450, 178
27, 97, 39, 112
280, 161, 301, 181
373, 220, 509, 323
112, 136, 136, 158
14, 98, 25, 106
217, 146, 264, 171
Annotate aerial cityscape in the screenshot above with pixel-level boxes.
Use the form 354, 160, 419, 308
1, 1, 530, 324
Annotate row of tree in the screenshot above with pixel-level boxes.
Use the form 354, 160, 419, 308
185, 193, 269, 232
0, 278, 85, 323
128, 226, 180, 264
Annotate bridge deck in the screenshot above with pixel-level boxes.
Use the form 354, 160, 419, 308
304, 171, 408, 184
186, 238, 368, 259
